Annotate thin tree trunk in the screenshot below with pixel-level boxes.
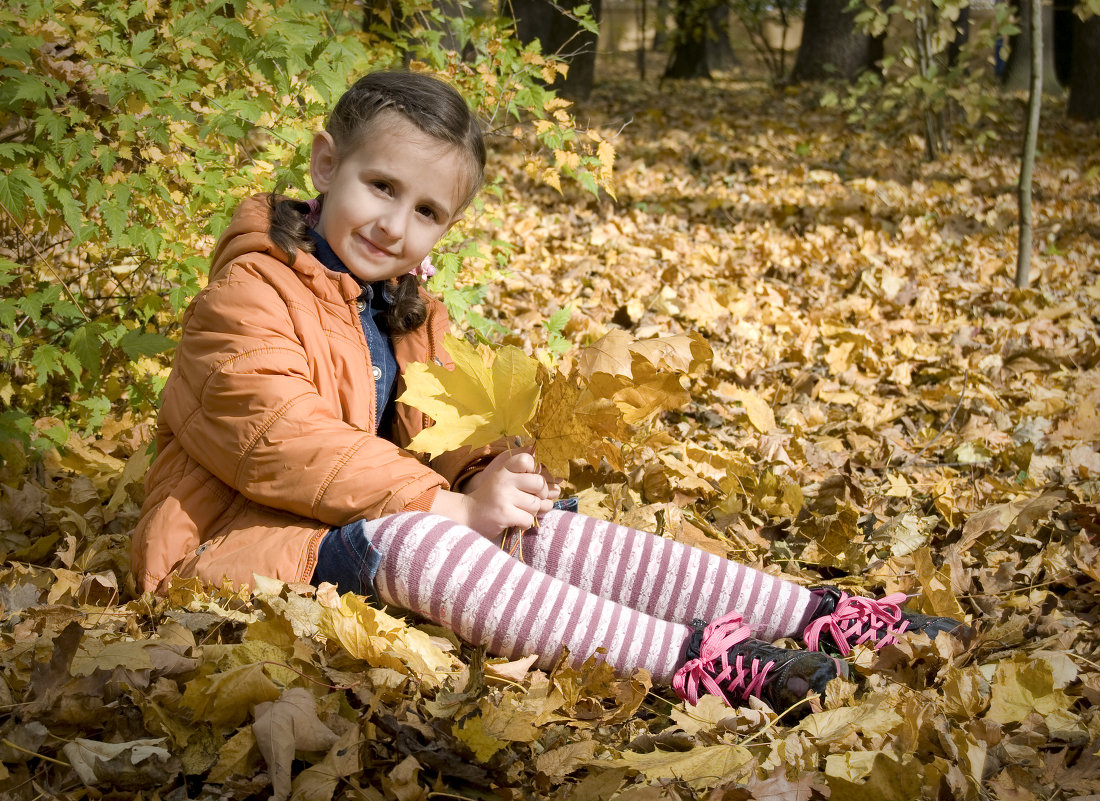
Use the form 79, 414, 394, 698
1016, 0, 1042, 289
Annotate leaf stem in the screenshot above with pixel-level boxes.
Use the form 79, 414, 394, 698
259, 661, 361, 691
0, 201, 89, 322
0, 739, 71, 768
913, 370, 970, 460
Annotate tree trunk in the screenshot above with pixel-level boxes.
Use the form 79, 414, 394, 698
1002, 0, 1062, 92
1016, 0, 1042, 289
1068, 13, 1100, 120
509, 0, 602, 100
1053, 0, 1076, 86
653, 0, 670, 51
791, 0, 875, 82
663, 0, 717, 79
706, 4, 738, 73
946, 7, 970, 69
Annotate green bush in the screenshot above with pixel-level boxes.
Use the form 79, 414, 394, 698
825, 0, 1016, 161
0, 0, 611, 466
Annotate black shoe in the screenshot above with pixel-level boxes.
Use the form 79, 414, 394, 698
803, 587, 972, 656
673, 611, 848, 721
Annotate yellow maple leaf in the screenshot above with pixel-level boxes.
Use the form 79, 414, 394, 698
987, 655, 1071, 725
317, 592, 457, 687
725, 386, 776, 433
604, 744, 753, 789
530, 370, 597, 478
399, 334, 541, 459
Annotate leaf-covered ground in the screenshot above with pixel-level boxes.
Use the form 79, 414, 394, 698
2, 76, 1099, 800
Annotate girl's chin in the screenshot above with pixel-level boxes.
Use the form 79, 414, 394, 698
347, 263, 409, 283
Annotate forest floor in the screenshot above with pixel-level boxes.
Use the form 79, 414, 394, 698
1, 76, 1099, 799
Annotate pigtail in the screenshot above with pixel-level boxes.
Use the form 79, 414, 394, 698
387, 273, 428, 335
268, 195, 315, 266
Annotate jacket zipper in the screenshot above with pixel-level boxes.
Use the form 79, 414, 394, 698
351, 295, 377, 432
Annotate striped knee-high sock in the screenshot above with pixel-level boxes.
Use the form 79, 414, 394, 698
368, 512, 691, 683
521, 510, 819, 642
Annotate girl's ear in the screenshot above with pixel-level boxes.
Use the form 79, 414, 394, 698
309, 131, 338, 193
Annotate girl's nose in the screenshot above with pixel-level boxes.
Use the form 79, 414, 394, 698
377, 207, 406, 240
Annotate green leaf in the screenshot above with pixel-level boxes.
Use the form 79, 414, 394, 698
102, 202, 129, 244
5, 72, 53, 105
119, 330, 177, 360
544, 306, 572, 336
30, 344, 64, 381
0, 167, 36, 222
70, 325, 105, 377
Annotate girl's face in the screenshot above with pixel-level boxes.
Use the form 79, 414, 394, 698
309, 112, 468, 284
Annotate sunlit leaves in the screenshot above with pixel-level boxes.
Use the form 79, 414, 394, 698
317, 590, 458, 686
400, 333, 541, 458
400, 329, 711, 476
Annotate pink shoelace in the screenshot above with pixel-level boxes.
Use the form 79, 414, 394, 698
803, 591, 911, 656
673, 611, 773, 707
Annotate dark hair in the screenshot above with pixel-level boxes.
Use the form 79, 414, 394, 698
269, 71, 485, 334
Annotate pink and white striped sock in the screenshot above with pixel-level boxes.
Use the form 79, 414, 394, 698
521, 510, 818, 641
368, 512, 691, 682
366, 510, 822, 682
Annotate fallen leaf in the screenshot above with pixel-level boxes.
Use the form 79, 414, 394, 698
253, 688, 339, 801
62, 737, 177, 787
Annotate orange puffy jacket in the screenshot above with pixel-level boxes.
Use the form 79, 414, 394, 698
132, 196, 485, 594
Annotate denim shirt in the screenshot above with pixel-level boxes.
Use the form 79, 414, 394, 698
307, 230, 398, 432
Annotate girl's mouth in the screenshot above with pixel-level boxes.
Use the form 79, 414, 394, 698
357, 233, 395, 258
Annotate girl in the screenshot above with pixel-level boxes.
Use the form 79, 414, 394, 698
132, 71, 966, 720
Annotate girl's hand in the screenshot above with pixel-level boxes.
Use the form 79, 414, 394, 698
431, 450, 561, 539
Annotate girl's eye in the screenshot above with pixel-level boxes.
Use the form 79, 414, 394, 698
370, 180, 391, 194
417, 206, 438, 221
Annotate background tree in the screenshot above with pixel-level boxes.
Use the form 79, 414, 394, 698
1067, 9, 1100, 119
1017, 0, 1042, 288
825, 0, 1013, 161
705, 3, 740, 72
509, 0, 603, 99
663, 0, 722, 78
791, 0, 877, 81
732, 0, 804, 83
1002, 0, 1064, 91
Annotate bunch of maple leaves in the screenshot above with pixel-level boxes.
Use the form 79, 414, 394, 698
1, 76, 1098, 800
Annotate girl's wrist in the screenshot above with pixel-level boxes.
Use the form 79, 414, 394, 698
429, 489, 472, 528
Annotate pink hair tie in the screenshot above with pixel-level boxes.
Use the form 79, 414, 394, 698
304, 196, 322, 227
411, 256, 436, 280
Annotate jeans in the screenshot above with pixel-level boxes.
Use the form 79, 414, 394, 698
312, 518, 384, 601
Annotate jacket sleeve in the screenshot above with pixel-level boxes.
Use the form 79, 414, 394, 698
159, 264, 446, 526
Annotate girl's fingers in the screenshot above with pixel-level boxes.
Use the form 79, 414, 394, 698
506, 451, 538, 474
501, 469, 546, 496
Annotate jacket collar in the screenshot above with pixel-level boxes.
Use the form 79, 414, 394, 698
209, 194, 362, 304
